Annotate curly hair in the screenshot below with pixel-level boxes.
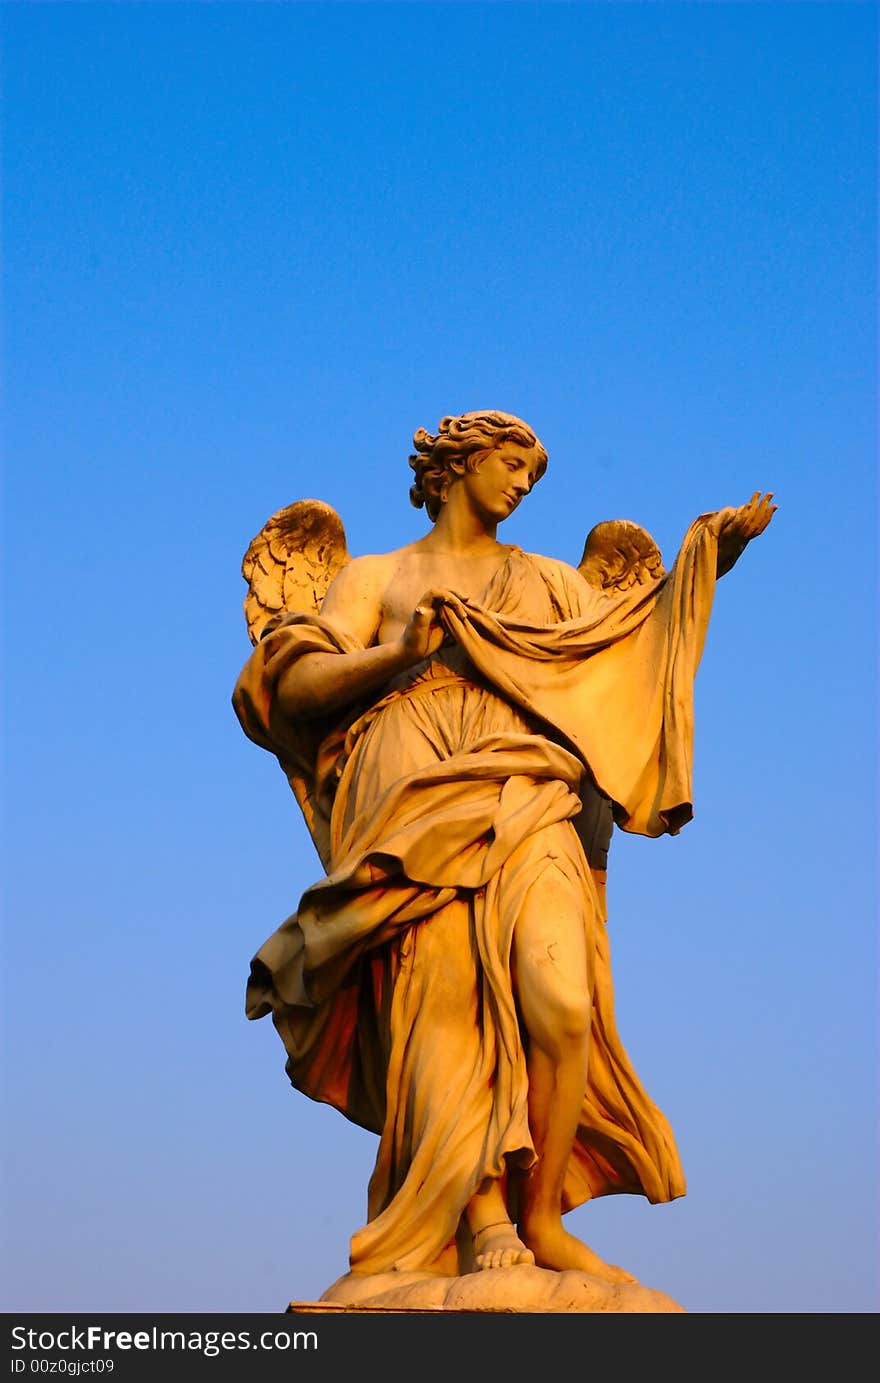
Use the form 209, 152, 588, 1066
408, 410, 548, 522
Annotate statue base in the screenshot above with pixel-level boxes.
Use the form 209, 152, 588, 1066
290, 1265, 686, 1314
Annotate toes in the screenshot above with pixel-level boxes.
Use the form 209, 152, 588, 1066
474, 1241, 535, 1271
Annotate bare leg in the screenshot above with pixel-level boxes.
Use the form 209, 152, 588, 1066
465, 1177, 534, 1271
513, 867, 635, 1284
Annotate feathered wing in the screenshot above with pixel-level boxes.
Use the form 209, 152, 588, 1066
241, 499, 351, 644
577, 518, 665, 593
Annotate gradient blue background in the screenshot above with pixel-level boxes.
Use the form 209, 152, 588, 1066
2, 2, 876, 1314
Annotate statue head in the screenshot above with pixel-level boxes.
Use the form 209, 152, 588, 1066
409, 410, 548, 522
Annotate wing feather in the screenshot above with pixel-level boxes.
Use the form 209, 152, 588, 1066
577, 519, 665, 593
241, 499, 350, 644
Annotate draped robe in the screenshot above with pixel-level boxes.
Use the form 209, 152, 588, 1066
232, 517, 721, 1275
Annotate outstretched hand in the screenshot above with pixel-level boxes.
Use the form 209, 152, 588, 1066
712, 491, 777, 578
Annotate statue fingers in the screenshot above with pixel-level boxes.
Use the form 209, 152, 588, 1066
743, 493, 776, 536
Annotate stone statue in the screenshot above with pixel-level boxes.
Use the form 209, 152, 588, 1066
232, 410, 775, 1307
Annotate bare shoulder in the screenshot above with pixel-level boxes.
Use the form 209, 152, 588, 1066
327, 550, 396, 595
321, 551, 398, 643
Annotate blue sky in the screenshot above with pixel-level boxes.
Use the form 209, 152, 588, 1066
1, 2, 876, 1315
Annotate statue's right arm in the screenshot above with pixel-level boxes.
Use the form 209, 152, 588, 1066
275, 557, 444, 721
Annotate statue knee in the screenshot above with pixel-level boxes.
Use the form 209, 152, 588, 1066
520, 978, 591, 1058
550, 992, 591, 1049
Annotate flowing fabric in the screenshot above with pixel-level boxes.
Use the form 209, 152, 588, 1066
232, 521, 722, 1274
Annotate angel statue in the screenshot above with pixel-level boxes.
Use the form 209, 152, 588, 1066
232, 410, 775, 1295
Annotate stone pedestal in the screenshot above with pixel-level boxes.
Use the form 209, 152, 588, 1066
289, 1265, 686, 1314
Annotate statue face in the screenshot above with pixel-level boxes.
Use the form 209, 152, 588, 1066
459, 440, 543, 523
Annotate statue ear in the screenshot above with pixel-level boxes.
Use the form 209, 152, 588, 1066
441, 459, 467, 501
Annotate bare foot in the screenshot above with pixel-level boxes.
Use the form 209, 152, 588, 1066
472, 1221, 536, 1271
520, 1221, 636, 1284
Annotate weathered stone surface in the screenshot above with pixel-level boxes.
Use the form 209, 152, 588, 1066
314, 1266, 686, 1314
